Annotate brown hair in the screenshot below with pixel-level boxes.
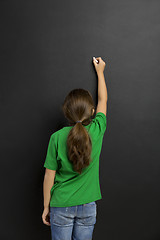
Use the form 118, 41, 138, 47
62, 88, 95, 174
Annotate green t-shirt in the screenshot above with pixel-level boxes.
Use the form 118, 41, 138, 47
44, 112, 107, 207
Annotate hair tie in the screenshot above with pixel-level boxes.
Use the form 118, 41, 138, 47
76, 120, 82, 123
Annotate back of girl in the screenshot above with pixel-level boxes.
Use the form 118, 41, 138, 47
42, 56, 108, 240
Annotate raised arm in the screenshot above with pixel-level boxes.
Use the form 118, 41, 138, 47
93, 57, 108, 116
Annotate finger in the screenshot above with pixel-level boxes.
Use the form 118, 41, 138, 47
44, 221, 51, 226
42, 217, 51, 226
93, 59, 97, 64
93, 56, 98, 61
96, 57, 101, 61
45, 221, 51, 226
93, 57, 98, 65
92, 60, 96, 66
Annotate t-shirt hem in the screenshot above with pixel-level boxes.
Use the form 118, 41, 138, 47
49, 196, 102, 207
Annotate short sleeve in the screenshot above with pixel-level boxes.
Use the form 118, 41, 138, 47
44, 133, 58, 170
89, 112, 107, 138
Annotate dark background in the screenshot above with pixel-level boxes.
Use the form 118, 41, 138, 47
1, 0, 160, 239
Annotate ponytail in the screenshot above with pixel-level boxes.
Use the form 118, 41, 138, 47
67, 121, 92, 174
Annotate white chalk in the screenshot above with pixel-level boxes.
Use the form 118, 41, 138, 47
93, 56, 98, 63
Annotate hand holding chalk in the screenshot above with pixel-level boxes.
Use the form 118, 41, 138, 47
93, 56, 99, 63
92, 56, 106, 74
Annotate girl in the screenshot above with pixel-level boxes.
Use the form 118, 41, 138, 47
42, 57, 108, 240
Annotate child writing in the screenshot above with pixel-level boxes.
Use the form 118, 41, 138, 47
42, 57, 108, 240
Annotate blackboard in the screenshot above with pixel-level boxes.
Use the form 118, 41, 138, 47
1, 0, 160, 239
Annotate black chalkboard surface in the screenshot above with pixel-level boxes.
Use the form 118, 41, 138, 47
1, 0, 160, 239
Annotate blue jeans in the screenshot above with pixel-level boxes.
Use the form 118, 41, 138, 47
50, 201, 97, 240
